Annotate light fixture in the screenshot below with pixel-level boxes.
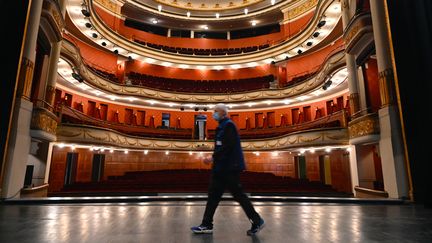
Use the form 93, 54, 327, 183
124, 150, 128, 154
203, 25, 209, 30
251, 21, 257, 26
158, 5, 162, 11
271, 0, 276, 5
144, 150, 149, 155
189, 151, 193, 155
81, 9, 90, 17
317, 20, 326, 28
244, 8, 248, 14
215, 13, 220, 18
152, 19, 158, 24
92, 33, 98, 38
325, 148, 332, 153
313, 32, 320, 38
110, 149, 114, 153
187, 11, 190, 17
165, 151, 170, 155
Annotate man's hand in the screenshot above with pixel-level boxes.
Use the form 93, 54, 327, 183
203, 156, 213, 165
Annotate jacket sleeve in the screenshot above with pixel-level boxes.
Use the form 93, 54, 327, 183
212, 122, 236, 162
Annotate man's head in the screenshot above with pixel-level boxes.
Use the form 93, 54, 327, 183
213, 103, 229, 121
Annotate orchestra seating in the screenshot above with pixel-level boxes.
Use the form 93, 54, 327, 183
54, 169, 351, 196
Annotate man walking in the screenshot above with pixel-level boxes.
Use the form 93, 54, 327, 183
191, 103, 265, 236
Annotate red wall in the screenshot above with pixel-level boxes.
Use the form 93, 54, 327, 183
60, 89, 349, 130
364, 58, 381, 112
95, 5, 315, 49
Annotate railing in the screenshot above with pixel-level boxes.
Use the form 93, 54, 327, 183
59, 105, 193, 139
59, 104, 348, 140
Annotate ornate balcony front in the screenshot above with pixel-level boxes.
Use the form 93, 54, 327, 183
348, 112, 380, 144
30, 100, 59, 142
343, 12, 374, 62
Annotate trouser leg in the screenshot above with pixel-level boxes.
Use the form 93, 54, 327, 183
226, 172, 261, 224
202, 174, 225, 227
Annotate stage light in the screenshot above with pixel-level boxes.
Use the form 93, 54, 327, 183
180, 107, 185, 111
306, 41, 313, 46
194, 107, 199, 111
72, 72, 84, 82
113, 49, 118, 54
317, 20, 326, 28
92, 33, 98, 38
81, 9, 90, 17
85, 23, 92, 28
297, 49, 303, 54
101, 42, 107, 46
313, 32, 320, 38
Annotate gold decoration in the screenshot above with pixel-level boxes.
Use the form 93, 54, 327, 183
343, 13, 373, 54
18, 57, 34, 99
379, 68, 395, 106
31, 108, 58, 135
348, 113, 380, 139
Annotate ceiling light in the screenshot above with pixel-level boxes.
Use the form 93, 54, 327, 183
215, 13, 219, 18
271, 0, 276, 5
203, 25, 209, 30
152, 19, 158, 24
230, 64, 240, 69
251, 21, 257, 26
158, 5, 162, 11
187, 11, 190, 17
244, 8, 248, 14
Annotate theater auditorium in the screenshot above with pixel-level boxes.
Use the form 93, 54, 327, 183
2, 0, 432, 242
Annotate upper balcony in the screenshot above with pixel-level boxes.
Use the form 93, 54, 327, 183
343, 12, 374, 63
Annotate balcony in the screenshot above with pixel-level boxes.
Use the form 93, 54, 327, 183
348, 111, 380, 144
343, 12, 374, 62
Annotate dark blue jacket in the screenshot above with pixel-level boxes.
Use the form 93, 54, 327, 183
212, 117, 246, 173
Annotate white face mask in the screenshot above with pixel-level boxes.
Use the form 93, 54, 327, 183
212, 112, 221, 121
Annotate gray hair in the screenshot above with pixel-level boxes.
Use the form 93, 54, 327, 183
214, 103, 229, 115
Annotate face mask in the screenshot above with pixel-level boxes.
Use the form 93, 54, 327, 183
212, 112, 221, 121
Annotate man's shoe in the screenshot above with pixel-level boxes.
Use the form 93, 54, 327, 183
191, 224, 213, 234
247, 218, 265, 235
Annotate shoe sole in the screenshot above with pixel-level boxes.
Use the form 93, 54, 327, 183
247, 223, 265, 236
192, 229, 213, 234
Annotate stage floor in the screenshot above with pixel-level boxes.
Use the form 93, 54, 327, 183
0, 201, 431, 242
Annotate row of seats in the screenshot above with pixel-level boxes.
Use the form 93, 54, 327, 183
59, 169, 347, 194
135, 39, 270, 56
87, 65, 118, 82
127, 72, 273, 93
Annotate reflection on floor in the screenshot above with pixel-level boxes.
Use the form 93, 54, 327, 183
0, 202, 431, 242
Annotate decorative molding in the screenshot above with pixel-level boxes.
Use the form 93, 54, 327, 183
94, 0, 123, 14
379, 68, 395, 107
343, 12, 374, 57
61, 40, 346, 102
41, 0, 65, 42
349, 92, 360, 114
153, 0, 263, 11
31, 107, 59, 136
281, 0, 318, 22
57, 124, 349, 151
348, 112, 380, 140
19, 57, 35, 100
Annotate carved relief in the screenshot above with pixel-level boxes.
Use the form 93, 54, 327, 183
348, 113, 380, 139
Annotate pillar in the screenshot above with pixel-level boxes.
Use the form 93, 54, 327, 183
370, 0, 408, 199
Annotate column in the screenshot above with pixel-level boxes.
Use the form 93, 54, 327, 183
44, 0, 67, 109
342, 0, 361, 115
167, 29, 171, 37
191, 30, 194, 38
370, 0, 408, 199
227, 31, 231, 40
348, 145, 360, 194
1, 0, 44, 199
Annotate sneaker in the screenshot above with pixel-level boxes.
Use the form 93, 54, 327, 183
247, 218, 265, 235
191, 224, 213, 234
